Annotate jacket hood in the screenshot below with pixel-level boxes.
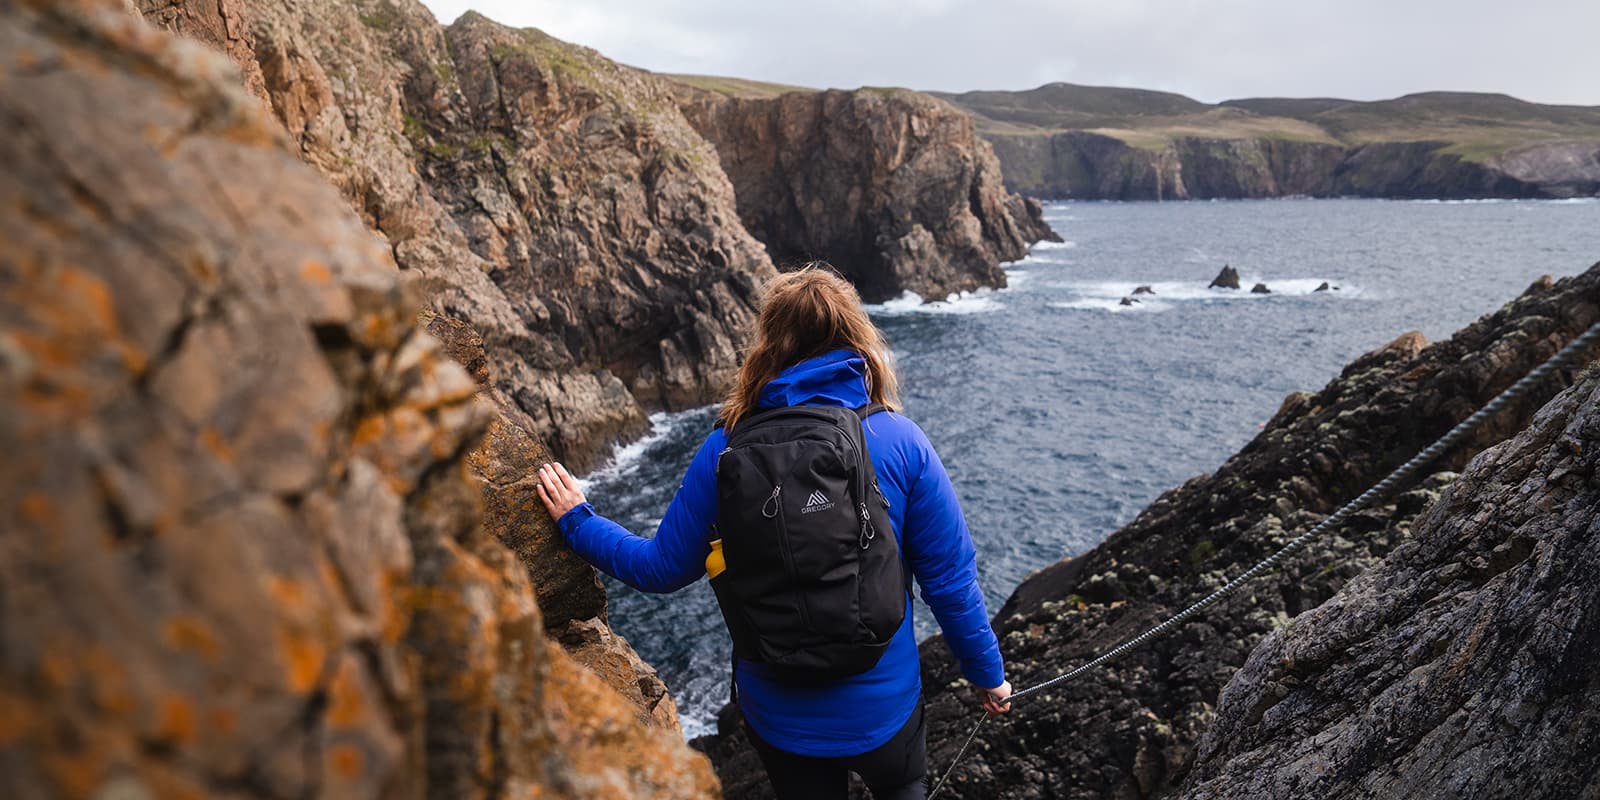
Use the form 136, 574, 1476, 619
758, 350, 871, 410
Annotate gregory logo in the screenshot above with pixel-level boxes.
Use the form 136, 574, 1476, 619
802, 490, 834, 514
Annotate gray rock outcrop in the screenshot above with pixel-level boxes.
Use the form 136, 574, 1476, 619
1181, 362, 1600, 799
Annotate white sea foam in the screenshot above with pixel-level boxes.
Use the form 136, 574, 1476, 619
577, 407, 711, 492
866, 288, 1004, 315
1046, 277, 1362, 313
1050, 298, 1172, 314
1029, 239, 1078, 251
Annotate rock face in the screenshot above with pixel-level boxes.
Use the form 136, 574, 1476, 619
1178, 362, 1600, 798
135, 0, 775, 470
982, 131, 1600, 201
941, 86, 1600, 200
697, 265, 1600, 798
0, 3, 714, 798
676, 86, 1060, 302
907, 266, 1600, 800
1209, 265, 1242, 289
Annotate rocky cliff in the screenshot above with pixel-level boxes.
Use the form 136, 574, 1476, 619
1179, 353, 1600, 798
699, 266, 1600, 797
677, 86, 1059, 302
0, 2, 714, 797
940, 85, 1600, 200
982, 131, 1596, 200
134, 0, 775, 471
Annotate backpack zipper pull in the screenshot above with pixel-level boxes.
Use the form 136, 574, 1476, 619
873, 479, 890, 508
762, 485, 781, 519
859, 502, 875, 549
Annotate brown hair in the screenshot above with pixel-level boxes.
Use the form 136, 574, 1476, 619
719, 263, 900, 428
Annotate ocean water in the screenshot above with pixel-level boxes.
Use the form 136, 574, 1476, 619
580, 197, 1600, 739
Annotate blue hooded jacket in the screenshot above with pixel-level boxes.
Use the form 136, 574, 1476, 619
558, 350, 1004, 757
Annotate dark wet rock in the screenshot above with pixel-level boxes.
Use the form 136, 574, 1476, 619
1181, 368, 1600, 799
1120, 297, 1137, 306
899, 264, 1600, 800
1209, 265, 1242, 289
0, 3, 717, 797
1250, 283, 1271, 294
1314, 281, 1332, 292
1133, 285, 1156, 295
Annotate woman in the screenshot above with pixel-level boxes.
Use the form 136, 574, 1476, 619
536, 265, 1011, 800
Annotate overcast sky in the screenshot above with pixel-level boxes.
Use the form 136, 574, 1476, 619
417, 0, 1598, 106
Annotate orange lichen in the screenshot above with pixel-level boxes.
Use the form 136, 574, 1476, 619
268, 576, 309, 611
19, 493, 52, 525
207, 707, 238, 735
326, 659, 367, 727
0, 691, 35, 745
198, 427, 233, 463
42, 750, 104, 799
162, 616, 221, 663
58, 267, 118, 335
301, 260, 335, 285
156, 695, 196, 744
329, 744, 365, 778
277, 627, 326, 694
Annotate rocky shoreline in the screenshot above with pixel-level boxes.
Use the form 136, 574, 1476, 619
698, 265, 1600, 797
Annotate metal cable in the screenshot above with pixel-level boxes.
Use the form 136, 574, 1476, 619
928, 320, 1600, 799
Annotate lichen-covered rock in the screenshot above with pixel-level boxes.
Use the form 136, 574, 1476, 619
677, 86, 1060, 303
0, 3, 714, 797
1181, 368, 1600, 799
426, 310, 681, 732
136, 0, 775, 470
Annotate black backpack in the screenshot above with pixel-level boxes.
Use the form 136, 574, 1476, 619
710, 404, 906, 684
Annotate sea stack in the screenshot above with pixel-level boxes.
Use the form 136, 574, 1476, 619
1209, 265, 1241, 289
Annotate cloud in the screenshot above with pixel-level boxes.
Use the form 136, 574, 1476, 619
417, 0, 1600, 105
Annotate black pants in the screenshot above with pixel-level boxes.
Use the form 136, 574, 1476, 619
744, 702, 928, 800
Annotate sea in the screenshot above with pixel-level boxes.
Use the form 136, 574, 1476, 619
578, 197, 1600, 739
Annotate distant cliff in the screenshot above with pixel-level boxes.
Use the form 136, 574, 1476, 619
676, 84, 1059, 302
699, 265, 1600, 798
938, 84, 1600, 200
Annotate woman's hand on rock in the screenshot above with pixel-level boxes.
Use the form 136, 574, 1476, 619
536, 462, 587, 520
978, 680, 1012, 716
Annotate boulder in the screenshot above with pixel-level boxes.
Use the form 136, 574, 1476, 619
1209, 265, 1242, 289
1133, 285, 1156, 295
1250, 283, 1272, 294
1120, 297, 1137, 306
1314, 281, 1332, 292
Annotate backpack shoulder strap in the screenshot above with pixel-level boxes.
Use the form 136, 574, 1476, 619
854, 403, 887, 420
